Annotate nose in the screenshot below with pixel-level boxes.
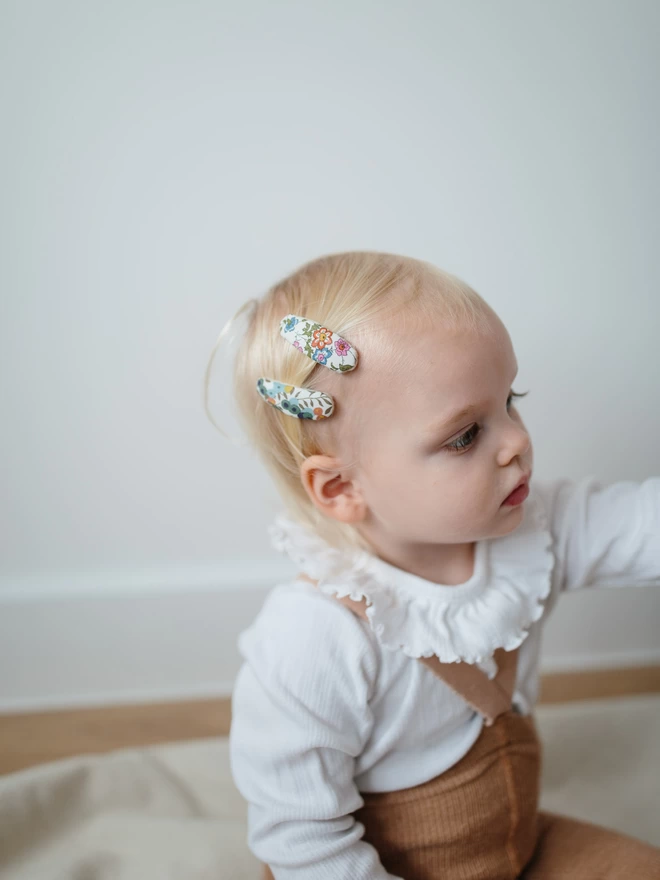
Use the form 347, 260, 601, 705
497, 420, 531, 467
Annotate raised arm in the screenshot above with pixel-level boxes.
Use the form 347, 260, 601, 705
534, 475, 660, 592
229, 587, 403, 880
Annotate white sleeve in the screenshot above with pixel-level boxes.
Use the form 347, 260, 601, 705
229, 587, 404, 880
534, 475, 660, 592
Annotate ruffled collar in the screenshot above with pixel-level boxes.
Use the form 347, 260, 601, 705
268, 486, 555, 678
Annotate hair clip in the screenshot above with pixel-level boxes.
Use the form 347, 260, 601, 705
256, 377, 334, 419
279, 314, 358, 372
256, 314, 358, 420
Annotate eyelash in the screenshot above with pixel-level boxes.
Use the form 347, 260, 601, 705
445, 390, 528, 454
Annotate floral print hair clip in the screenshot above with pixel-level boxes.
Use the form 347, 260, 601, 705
279, 314, 359, 372
255, 314, 359, 420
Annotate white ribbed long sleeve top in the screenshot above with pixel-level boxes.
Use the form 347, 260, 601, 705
229, 476, 660, 879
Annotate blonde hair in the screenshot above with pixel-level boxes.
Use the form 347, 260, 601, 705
204, 251, 494, 553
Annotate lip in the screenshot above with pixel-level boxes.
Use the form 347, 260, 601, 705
502, 473, 531, 506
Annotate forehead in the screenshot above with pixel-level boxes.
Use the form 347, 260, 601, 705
348, 314, 516, 425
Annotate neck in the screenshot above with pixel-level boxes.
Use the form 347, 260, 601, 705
355, 527, 477, 587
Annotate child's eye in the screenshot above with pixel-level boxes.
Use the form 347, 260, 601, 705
446, 423, 480, 453
444, 389, 528, 454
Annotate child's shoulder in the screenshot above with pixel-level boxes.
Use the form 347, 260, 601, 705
258, 577, 371, 626
237, 578, 380, 685
231, 581, 378, 748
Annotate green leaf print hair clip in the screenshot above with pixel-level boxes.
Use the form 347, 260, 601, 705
255, 314, 359, 420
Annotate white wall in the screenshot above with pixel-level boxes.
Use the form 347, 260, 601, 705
1, 0, 658, 710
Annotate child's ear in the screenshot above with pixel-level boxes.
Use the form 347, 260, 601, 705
299, 454, 367, 524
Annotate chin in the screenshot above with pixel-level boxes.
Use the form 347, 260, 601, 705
508, 506, 526, 521
498, 506, 525, 532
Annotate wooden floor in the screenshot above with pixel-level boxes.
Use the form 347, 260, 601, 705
1, 665, 659, 775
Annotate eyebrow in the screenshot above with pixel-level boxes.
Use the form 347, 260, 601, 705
420, 404, 479, 440
421, 364, 519, 440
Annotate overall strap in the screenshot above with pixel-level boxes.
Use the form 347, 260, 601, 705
299, 576, 519, 726
417, 644, 519, 726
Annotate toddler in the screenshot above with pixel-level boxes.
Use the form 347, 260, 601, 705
207, 252, 660, 879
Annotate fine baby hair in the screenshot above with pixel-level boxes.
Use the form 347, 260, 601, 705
204, 251, 494, 554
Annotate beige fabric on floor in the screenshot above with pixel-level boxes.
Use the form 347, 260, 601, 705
0, 694, 658, 880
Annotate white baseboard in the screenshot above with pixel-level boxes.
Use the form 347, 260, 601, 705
1, 566, 659, 713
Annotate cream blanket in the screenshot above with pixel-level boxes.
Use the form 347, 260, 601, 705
1, 695, 658, 879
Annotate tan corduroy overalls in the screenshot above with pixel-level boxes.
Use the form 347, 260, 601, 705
262, 584, 660, 879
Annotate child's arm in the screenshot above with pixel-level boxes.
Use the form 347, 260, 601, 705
229, 588, 404, 880
533, 475, 660, 592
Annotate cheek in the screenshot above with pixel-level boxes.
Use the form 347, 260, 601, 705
363, 447, 418, 502
425, 459, 487, 504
